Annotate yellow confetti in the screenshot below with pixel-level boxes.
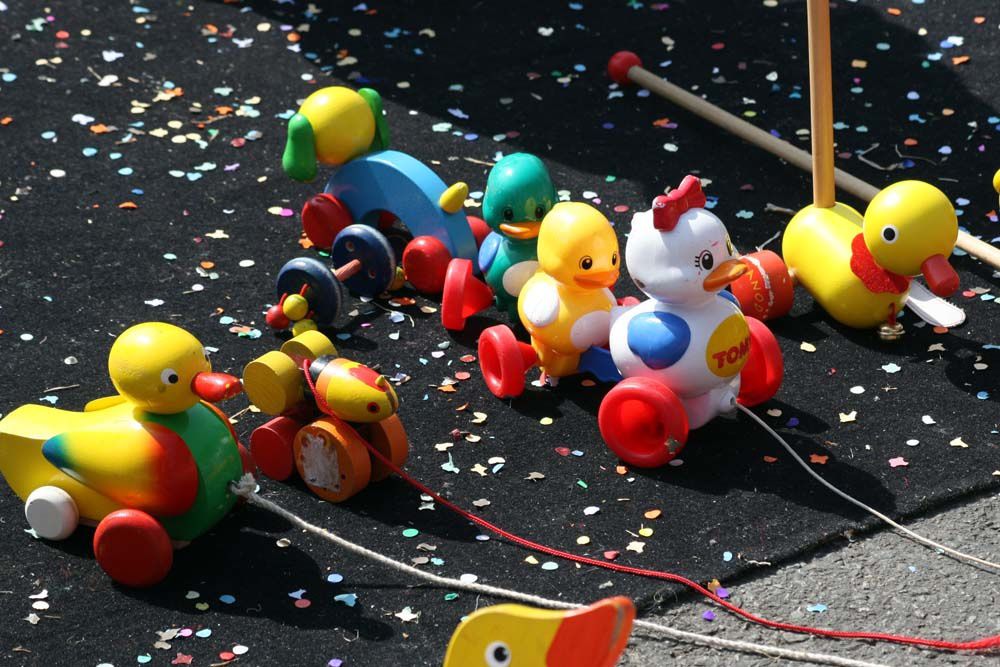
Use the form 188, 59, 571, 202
949, 437, 969, 448
638, 527, 653, 538
576, 536, 591, 545
839, 411, 857, 423
471, 411, 488, 424
800, 341, 817, 353
540, 417, 554, 426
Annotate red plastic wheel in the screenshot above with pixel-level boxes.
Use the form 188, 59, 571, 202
402, 236, 452, 294
737, 317, 784, 407
250, 417, 300, 481
93, 509, 173, 587
301, 193, 353, 249
478, 325, 536, 398
598, 377, 689, 468
466, 216, 491, 249
607, 51, 643, 85
265, 303, 291, 330
731, 250, 794, 321
441, 259, 495, 331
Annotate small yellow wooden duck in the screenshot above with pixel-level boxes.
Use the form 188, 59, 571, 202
443, 596, 634, 667
0, 322, 244, 586
517, 202, 619, 380
782, 180, 959, 330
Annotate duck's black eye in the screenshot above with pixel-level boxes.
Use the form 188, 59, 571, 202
367, 402, 380, 413
881, 225, 898, 244
698, 250, 714, 271
579, 256, 593, 270
534, 205, 545, 220
160, 368, 179, 385
612, 251, 619, 266
485, 641, 512, 667
502, 206, 514, 221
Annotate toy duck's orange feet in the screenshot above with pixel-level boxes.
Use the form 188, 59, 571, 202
598, 378, 690, 468
737, 317, 784, 407
441, 258, 495, 331
478, 325, 538, 398
93, 509, 173, 587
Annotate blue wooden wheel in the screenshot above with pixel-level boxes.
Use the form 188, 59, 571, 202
331, 224, 396, 297
275, 256, 344, 326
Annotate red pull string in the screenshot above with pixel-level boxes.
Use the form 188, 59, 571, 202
299, 361, 999, 652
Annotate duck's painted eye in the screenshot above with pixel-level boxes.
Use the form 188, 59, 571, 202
534, 205, 545, 220
579, 256, 593, 270
484, 641, 512, 667
697, 250, 714, 271
881, 225, 898, 244
367, 402, 380, 414
160, 368, 180, 385
503, 207, 514, 221
612, 251, 619, 266
726, 236, 735, 256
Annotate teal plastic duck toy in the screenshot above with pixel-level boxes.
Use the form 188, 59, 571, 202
0, 322, 247, 587
480, 153, 557, 316
441, 153, 557, 330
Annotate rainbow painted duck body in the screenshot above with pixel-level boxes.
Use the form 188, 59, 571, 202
0, 322, 244, 585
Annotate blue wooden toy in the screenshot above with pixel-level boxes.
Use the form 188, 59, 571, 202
284, 86, 489, 295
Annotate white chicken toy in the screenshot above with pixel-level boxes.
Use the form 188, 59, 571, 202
602, 176, 783, 467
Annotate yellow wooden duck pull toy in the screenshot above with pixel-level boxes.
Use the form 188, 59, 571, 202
244, 330, 408, 503
731, 0, 960, 339
0, 322, 248, 587
443, 596, 634, 667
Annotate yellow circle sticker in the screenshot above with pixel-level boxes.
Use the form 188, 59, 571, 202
705, 314, 751, 378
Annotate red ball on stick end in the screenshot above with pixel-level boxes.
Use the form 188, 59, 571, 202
608, 51, 642, 85
402, 236, 452, 294
265, 304, 291, 330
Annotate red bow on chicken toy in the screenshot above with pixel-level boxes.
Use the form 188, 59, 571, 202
651, 175, 707, 231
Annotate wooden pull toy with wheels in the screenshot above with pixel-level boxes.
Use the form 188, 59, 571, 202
478, 201, 626, 398
0, 322, 249, 587
243, 330, 408, 503
608, 0, 987, 339
441, 153, 557, 330
600, 177, 784, 468
283, 85, 490, 296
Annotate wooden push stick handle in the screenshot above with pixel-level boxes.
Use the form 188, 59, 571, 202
807, 0, 836, 208
334, 259, 362, 282
606, 51, 1000, 271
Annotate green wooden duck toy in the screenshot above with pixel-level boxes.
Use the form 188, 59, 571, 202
440, 154, 557, 330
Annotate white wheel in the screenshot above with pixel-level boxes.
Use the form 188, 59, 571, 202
25, 486, 79, 540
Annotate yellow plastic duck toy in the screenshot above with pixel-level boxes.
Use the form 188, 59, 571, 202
517, 202, 620, 380
993, 168, 1000, 206
0, 322, 245, 587
443, 597, 634, 667
781, 180, 959, 330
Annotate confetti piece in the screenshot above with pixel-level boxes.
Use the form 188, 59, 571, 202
888, 457, 908, 468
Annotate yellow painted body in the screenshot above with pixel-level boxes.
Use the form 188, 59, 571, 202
0, 402, 132, 520
783, 203, 907, 328
299, 87, 375, 167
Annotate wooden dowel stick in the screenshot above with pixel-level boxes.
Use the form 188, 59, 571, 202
334, 259, 362, 282
611, 56, 1000, 270
807, 0, 836, 208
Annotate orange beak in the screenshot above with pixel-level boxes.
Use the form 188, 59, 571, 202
921, 254, 959, 297
703, 259, 748, 291
499, 221, 541, 240
192, 372, 242, 403
546, 597, 635, 667
574, 269, 619, 289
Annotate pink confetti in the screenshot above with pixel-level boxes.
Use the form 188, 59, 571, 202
889, 457, 909, 468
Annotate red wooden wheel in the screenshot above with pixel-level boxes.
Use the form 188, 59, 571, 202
250, 416, 300, 481
737, 317, 784, 407
402, 236, 452, 294
478, 325, 536, 398
93, 509, 173, 587
598, 377, 689, 468
301, 193, 353, 249
466, 215, 491, 248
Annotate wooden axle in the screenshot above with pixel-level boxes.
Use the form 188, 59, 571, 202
606, 51, 1000, 271
334, 258, 362, 282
